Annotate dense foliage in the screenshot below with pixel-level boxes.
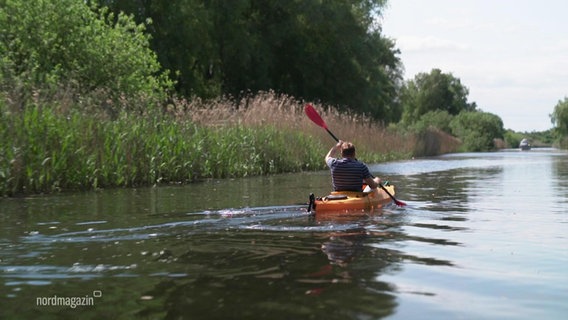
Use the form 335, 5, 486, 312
400, 68, 476, 125
0, 0, 173, 115
97, 0, 403, 122
408, 110, 453, 134
396, 69, 505, 151
550, 97, 568, 147
550, 97, 568, 134
450, 111, 504, 152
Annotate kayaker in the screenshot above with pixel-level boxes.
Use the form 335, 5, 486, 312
325, 140, 381, 192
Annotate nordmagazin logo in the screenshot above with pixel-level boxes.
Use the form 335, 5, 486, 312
36, 290, 102, 308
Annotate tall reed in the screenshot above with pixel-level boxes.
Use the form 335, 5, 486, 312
1, 91, 459, 196
176, 92, 416, 161
0, 99, 323, 195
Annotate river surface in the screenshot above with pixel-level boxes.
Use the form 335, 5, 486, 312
1, 149, 567, 319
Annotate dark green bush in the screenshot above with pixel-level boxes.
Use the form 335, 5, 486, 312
450, 111, 504, 152
0, 0, 173, 115
410, 110, 454, 134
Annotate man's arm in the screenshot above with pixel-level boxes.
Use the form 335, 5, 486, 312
363, 176, 381, 189
325, 141, 343, 162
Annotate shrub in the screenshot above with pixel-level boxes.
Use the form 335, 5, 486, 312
450, 111, 504, 151
410, 110, 454, 134
504, 130, 522, 148
0, 0, 173, 115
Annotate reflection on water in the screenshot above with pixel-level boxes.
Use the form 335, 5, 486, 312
1, 149, 567, 319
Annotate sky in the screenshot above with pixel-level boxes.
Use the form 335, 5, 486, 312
379, 0, 568, 132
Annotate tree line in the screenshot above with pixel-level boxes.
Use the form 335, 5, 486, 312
96, 0, 404, 123
2, 0, 565, 150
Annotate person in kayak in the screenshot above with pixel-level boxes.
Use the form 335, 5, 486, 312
325, 140, 381, 192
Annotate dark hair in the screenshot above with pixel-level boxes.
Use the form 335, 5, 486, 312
341, 142, 355, 157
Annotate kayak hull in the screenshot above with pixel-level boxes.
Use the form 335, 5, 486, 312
310, 185, 395, 214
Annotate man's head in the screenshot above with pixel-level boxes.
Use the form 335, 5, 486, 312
340, 141, 356, 158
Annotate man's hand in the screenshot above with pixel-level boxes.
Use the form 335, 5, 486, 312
364, 176, 381, 190
335, 140, 344, 150
325, 140, 343, 162
373, 177, 382, 186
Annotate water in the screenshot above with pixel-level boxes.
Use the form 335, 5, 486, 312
1, 149, 567, 319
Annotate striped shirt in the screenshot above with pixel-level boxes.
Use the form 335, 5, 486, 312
326, 157, 372, 191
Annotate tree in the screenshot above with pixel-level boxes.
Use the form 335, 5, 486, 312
504, 130, 522, 149
400, 69, 476, 125
1, 0, 173, 113
450, 111, 504, 152
99, 0, 403, 123
410, 110, 454, 133
550, 97, 568, 136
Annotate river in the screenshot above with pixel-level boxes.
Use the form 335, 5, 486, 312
1, 148, 567, 319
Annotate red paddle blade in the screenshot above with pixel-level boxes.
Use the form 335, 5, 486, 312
394, 199, 407, 207
304, 103, 328, 129
380, 184, 407, 207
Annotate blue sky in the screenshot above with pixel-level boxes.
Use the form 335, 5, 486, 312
380, 0, 568, 132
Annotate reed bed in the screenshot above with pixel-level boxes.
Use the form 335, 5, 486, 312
176, 91, 416, 161
1, 91, 457, 196
0, 97, 323, 195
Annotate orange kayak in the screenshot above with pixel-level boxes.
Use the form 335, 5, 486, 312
308, 185, 396, 214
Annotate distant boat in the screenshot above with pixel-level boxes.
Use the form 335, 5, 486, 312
519, 138, 531, 151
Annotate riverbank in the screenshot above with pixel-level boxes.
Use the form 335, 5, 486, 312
0, 92, 460, 196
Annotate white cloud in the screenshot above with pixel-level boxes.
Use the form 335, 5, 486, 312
396, 35, 470, 52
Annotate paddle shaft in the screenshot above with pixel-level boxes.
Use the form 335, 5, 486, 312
325, 128, 339, 143
304, 104, 406, 206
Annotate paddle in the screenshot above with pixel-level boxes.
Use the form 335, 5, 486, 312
304, 103, 407, 207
